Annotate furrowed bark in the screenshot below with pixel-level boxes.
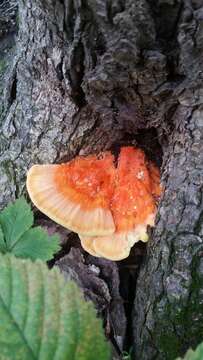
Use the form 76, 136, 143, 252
0, 0, 165, 210
133, 1, 203, 358
134, 105, 203, 359
0, 0, 203, 359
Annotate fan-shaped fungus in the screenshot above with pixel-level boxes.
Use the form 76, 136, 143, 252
27, 146, 162, 260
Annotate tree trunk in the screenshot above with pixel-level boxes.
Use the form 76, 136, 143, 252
134, 105, 203, 359
1, 0, 203, 359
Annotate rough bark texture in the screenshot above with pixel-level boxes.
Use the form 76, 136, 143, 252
133, 2, 203, 359
0, 0, 203, 359
56, 248, 127, 354
0, 0, 17, 125
134, 106, 203, 360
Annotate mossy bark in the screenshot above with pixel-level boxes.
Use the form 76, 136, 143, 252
133, 105, 203, 359
0, 1, 203, 359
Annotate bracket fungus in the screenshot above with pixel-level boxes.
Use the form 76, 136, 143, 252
27, 146, 162, 261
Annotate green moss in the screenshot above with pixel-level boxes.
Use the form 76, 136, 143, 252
157, 328, 182, 360
154, 254, 203, 359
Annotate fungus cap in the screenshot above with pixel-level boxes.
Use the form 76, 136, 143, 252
80, 236, 100, 257
26, 146, 162, 260
26, 154, 116, 236
79, 213, 154, 261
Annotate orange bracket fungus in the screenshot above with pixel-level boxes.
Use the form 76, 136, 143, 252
27, 146, 162, 261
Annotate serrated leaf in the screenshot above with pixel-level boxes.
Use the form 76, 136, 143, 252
0, 254, 111, 360
0, 197, 33, 249
0, 198, 60, 261
0, 224, 7, 253
176, 343, 203, 360
12, 227, 60, 261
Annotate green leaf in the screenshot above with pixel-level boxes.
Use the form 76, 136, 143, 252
0, 224, 7, 253
0, 197, 33, 249
0, 198, 60, 261
176, 343, 203, 360
0, 254, 111, 360
12, 227, 60, 261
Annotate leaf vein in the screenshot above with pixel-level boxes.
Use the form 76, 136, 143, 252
37, 263, 45, 359
0, 289, 36, 359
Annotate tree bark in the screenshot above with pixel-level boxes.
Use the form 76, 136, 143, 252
134, 105, 203, 359
0, 0, 203, 359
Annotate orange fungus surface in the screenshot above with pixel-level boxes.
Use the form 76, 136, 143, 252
53, 146, 161, 232
54, 152, 115, 210
27, 146, 162, 260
